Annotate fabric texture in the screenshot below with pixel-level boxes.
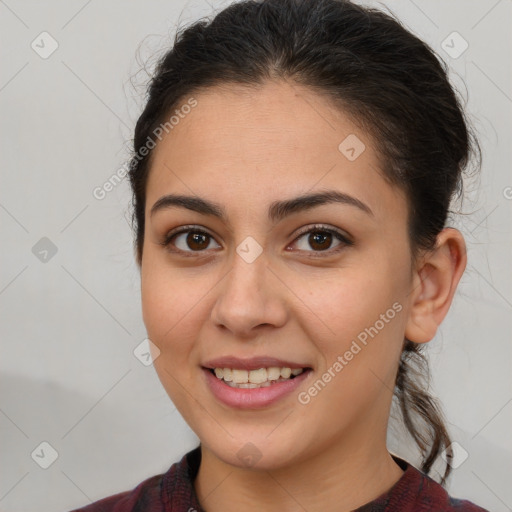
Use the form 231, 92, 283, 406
68, 446, 489, 512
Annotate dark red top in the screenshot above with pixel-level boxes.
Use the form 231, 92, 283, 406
68, 446, 489, 511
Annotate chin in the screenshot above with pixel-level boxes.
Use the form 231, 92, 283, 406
201, 431, 308, 471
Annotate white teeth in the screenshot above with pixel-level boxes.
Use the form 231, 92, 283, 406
267, 367, 281, 380
225, 380, 272, 388
211, 366, 306, 387
280, 367, 291, 379
248, 368, 268, 384
232, 369, 249, 384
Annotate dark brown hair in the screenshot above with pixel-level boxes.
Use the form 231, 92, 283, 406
127, 0, 481, 484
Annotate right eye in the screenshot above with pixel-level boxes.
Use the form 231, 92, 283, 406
160, 226, 222, 256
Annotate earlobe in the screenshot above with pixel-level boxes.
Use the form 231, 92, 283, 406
404, 228, 467, 344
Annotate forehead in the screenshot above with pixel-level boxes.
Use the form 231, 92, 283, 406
145, 80, 406, 223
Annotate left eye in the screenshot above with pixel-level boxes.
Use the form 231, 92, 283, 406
290, 226, 352, 255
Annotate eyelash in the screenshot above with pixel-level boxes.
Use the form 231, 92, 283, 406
159, 224, 353, 258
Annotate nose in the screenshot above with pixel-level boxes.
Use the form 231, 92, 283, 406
210, 250, 288, 339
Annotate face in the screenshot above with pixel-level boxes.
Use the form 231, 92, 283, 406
140, 80, 414, 470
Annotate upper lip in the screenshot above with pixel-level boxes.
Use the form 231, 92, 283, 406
202, 356, 311, 371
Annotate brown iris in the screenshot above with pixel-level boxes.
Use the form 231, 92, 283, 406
308, 231, 333, 251
187, 232, 210, 251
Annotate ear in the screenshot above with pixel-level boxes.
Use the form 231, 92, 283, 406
404, 228, 467, 344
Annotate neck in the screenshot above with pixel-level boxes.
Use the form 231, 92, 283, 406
194, 423, 404, 512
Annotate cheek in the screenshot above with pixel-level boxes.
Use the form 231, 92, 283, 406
140, 258, 206, 353
300, 262, 407, 371
140, 261, 207, 413
305, 267, 400, 329
298, 273, 405, 427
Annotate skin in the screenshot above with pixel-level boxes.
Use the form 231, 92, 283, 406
139, 79, 467, 512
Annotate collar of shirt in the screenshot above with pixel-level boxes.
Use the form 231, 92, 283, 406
161, 445, 487, 512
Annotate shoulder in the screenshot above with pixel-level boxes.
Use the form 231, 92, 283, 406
66, 446, 202, 512
411, 466, 490, 512
368, 456, 491, 512
67, 473, 165, 512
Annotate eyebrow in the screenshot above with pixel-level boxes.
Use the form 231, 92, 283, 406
149, 189, 374, 223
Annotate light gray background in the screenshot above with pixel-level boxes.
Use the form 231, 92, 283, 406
1, 1, 511, 511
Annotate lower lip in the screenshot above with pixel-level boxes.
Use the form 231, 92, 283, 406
202, 368, 311, 409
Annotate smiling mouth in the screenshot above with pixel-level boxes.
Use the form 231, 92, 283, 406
207, 366, 312, 388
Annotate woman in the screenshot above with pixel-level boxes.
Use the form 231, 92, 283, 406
70, 0, 488, 510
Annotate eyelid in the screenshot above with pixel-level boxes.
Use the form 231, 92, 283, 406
163, 224, 216, 241
291, 223, 353, 245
